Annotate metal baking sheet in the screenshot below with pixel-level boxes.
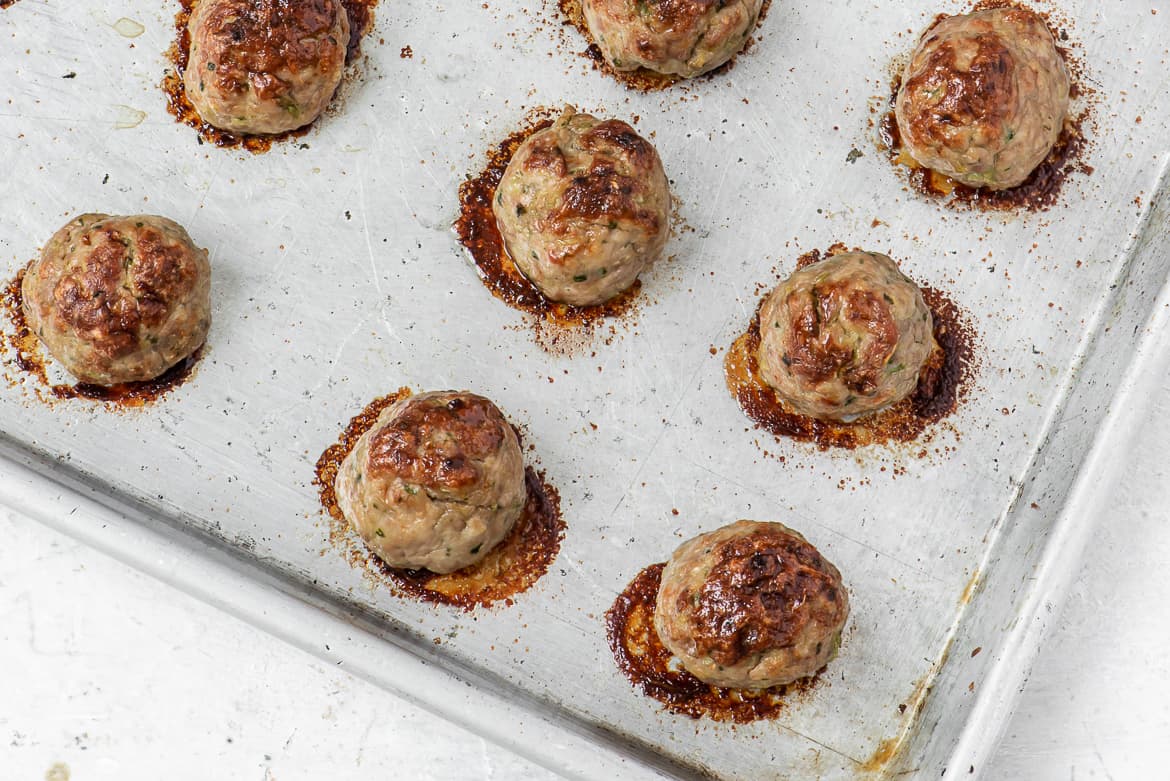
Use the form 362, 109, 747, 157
2, 1, 1169, 778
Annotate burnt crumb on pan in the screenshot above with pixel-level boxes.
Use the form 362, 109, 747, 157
555, 0, 772, 92
315, 390, 567, 610
725, 247, 977, 452
878, 1, 1095, 211
606, 563, 821, 722
161, 0, 379, 152
1, 266, 202, 408
0, 1, 22, 8
454, 109, 645, 354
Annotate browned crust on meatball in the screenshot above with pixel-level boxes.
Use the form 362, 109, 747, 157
627, 0, 723, 41
785, 285, 898, 396
551, 164, 662, 235
900, 25, 1018, 154
679, 527, 847, 668
582, 119, 658, 163
546, 120, 663, 238
521, 134, 570, 176
649, 0, 719, 23
196, 0, 347, 101
50, 223, 200, 363
366, 394, 511, 491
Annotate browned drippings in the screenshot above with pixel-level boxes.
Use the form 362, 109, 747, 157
558, 0, 771, 92
606, 563, 819, 722
725, 249, 976, 451
454, 114, 643, 349
880, 3, 1093, 211
1, 266, 203, 407
314, 390, 567, 610
161, 0, 379, 153
0, 1, 22, 9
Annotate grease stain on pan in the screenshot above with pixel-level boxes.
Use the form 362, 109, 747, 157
859, 736, 901, 774
862, 575, 983, 776
0, 266, 204, 409
160, 0, 380, 153
113, 105, 147, 129
726, 246, 978, 454
111, 17, 146, 38
314, 389, 567, 610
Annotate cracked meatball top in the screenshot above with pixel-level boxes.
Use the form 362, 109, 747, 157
184, 0, 350, 135
22, 214, 211, 386
493, 107, 671, 306
334, 391, 526, 574
895, 7, 1070, 190
654, 520, 849, 689
582, 0, 764, 78
756, 252, 936, 422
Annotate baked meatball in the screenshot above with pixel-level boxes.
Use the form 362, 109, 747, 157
655, 520, 849, 689
22, 214, 211, 386
334, 391, 527, 575
581, 0, 764, 78
895, 7, 1070, 190
184, 0, 350, 135
493, 107, 671, 307
756, 252, 936, 422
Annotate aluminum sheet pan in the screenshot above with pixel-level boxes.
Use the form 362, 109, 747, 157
2, 1, 1169, 778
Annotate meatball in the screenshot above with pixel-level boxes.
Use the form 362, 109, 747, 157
895, 7, 1070, 190
22, 214, 211, 386
184, 0, 350, 135
756, 252, 936, 422
581, 0, 764, 78
334, 391, 527, 575
493, 107, 671, 307
654, 520, 849, 689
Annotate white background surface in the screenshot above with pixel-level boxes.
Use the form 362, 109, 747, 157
2, 339, 1168, 781
2, 0, 1168, 777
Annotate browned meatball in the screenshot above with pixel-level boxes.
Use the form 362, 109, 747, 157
334, 391, 527, 574
184, 0, 350, 135
757, 252, 936, 421
654, 520, 849, 689
895, 7, 1070, 190
22, 214, 211, 386
493, 107, 671, 306
581, 0, 764, 78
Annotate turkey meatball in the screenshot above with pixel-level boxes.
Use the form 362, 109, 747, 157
184, 0, 350, 135
757, 252, 936, 422
582, 0, 764, 78
493, 108, 671, 307
22, 214, 211, 386
654, 520, 849, 689
334, 391, 527, 575
895, 7, 1070, 190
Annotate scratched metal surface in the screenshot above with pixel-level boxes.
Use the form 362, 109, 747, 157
1, 1, 1168, 779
